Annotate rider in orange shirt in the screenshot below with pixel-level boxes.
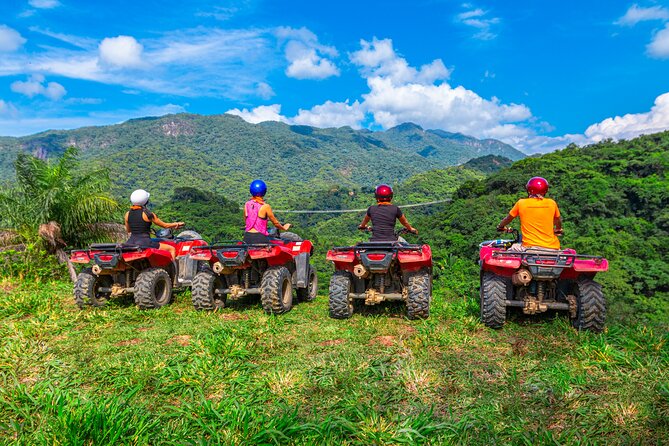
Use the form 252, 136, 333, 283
497, 177, 563, 250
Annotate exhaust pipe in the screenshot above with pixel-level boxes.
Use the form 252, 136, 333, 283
92, 264, 102, 275
353, 264, 370, 279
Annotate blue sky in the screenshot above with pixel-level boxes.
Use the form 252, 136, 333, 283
0, 0, 668, 152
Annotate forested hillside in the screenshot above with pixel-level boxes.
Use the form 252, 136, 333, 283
0, 114, 523, 202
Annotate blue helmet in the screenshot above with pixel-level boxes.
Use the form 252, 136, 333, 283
250, 179, 267, 197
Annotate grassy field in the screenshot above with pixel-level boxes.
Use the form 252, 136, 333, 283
0, 278, 667, 445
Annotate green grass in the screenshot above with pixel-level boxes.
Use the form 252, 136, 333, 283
0, 279, 667, 445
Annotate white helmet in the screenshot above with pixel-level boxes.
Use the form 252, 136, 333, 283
130, 189, 150, 206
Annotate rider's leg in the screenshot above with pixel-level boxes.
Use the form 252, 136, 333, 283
159, 243, 176, 260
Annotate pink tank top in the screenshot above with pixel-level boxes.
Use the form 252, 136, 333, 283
245, 199, 268, 235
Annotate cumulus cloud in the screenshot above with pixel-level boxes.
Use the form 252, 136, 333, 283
647, 23, 669, 58
615, 4, 669, 26
293, 100, 365, 128
255, 82, 275, 99
455, 4, 500, 40
98, 35, 144, 68
276, 27, 340, 80
11, 74, 67, 100
583, 92, 669, 142
29, 0, 61, 8
350, 38, 450, 85
226, 104, 289, 124
0, 25, 26, 52
0, 99, 19, 117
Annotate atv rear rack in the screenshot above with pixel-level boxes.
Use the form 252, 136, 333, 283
332, 242, 423, 252
491, 250, 605, 268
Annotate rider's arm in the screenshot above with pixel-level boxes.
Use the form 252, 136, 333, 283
497, 214, 515, 231
358, 214, 371, 229
398, 215, 417, 234
263, 204, 291, 231
149, 213, 184, 229
124, 211, 131, 233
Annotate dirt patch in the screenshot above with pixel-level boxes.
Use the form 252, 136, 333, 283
400, 326, 417, 336
370, 336, 396, 347
137, 327, 151, 332
173, 308, 185, 314
320, 338, 345, 346
167, 335, 191, 347
0, 282, 17, 293
219, 313, 248, 321
116, 338, 142, 346
510, 337, 528, 356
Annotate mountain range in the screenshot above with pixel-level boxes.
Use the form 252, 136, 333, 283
0, 113, 524, 200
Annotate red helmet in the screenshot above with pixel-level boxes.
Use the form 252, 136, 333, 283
375, 184, 393, 202
526, 177, 549, 196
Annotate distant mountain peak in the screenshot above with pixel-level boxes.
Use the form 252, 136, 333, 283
389, 122, 424, 132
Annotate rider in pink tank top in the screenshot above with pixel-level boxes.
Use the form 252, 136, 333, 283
245, 199, 269, 235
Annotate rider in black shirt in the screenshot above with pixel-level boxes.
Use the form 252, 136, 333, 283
358, 184, 417, 241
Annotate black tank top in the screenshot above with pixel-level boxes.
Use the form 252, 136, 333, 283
127, 208, 153, 235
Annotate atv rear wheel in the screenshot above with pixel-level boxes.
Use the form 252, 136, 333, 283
191, 271, 227, 310
296, 266, 318, 302
73, 269, 112, 309
261, 266, 293, 314
329, 271, 353, 319
407, 270, 431, 320
134, 268, 173, 310
480, 271, 507, 328
572, 278, 606, 333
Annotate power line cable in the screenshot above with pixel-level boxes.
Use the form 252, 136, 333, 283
273, 198, 452, 214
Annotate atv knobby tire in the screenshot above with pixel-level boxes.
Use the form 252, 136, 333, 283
134, 267, 172, 310
329, 271, 353, 319
296, 266, 318, 302
406, 270, 431, 320
261, 266, 293, 314
480, 271, 507, 328
191, 271, 227, 310
572, 277, 606, 333
73, 269, 112, 308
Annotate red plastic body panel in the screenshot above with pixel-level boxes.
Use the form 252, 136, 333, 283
192, 239, 314, 269
328, 244, 432, 273
479, 245, 608, 279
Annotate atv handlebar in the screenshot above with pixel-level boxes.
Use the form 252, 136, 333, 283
358, 226, 418, 236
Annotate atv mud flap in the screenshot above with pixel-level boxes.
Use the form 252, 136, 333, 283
295, 253, 309, 288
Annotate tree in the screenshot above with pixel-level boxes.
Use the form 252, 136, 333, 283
0, 147, 119, 281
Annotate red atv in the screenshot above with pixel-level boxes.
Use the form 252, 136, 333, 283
479, 228, 608, 332
70, 229, 207, 310
188, 231, 317, 314
326, 228, 432, 319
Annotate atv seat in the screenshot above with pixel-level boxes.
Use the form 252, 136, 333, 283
90, 243, 143, 252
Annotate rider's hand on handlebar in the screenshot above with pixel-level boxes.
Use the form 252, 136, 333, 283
173, 222, 185, 229
358, 225, 368, 231
496, 225, 506, 232
282, 223, 292, 231
409, 227, 418, 235
554, 228, 564, 236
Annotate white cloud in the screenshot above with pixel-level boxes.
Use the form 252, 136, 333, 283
11, 74, 67, 100
98, 35, 144, 68
0, 27, 279, 99
615, 4, 669, 26
0, 99, 19, 118
293, 100, 365, 128
647, 23, 669, 58
455, 5, 500, 40
255, 82, 275, 99
0, 25, 26, 52
276, 27, 340, 80
350, 38, 450, 86
29, 0, 61, 8
583, 92, 669, 142
226, 104, 289, 124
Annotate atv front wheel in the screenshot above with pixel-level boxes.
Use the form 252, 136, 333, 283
261, 266, 293, 314
329, 271, 353, 319
191, 271, 227, 310
480, 271, 507, 328
73, 269, 112, 309
296, 266, 318, 302
572, 278, 606, 333
407, 270, 431, 320
134, 268, 173, 310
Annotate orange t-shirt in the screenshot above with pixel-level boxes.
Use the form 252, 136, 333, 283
509, 197, 561, 249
